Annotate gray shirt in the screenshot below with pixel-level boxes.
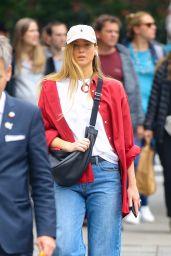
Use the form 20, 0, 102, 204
14, 61, 44, 104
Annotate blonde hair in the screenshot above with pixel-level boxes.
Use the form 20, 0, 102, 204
45, 42, 103, 98
126, 11, 152, 40
14, 17, 45, 73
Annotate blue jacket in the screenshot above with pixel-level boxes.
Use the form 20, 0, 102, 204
0, 93, 56, 254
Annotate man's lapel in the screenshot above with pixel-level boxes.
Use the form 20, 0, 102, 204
0, 93, 16, 144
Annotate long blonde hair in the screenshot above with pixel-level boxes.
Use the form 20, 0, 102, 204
13, 17, 45, 73
45, 42, 103, 97
126, 11, 152, 40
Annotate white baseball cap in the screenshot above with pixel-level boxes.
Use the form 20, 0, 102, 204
66, 24, 97, 44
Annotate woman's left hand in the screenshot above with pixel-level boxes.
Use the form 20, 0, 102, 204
127, 184, 141, 217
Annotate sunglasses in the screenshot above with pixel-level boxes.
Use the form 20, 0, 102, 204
140, 22, 156, 28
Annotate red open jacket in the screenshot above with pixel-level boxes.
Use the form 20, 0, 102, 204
38, 75, 140, 216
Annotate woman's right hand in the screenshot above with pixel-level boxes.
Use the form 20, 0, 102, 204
67, 138, 90, 152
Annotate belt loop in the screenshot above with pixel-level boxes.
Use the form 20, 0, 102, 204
95, 156, 98, 165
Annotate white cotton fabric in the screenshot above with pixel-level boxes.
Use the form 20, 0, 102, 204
57, 79, 118, 164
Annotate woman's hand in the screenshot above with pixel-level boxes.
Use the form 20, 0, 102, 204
127, 162, 141, 216
66, 138, 90, 152
50, 137, 90, 152
127, 184, 141, 217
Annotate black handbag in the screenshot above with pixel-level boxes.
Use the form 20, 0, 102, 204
49, 77, 103, 186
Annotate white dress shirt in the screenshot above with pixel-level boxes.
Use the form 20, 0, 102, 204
0, 91, 6, 127
57, 79, 119, 164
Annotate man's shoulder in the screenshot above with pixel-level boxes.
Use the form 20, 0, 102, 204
116, 43, 130, 55
6, 93, 39, 114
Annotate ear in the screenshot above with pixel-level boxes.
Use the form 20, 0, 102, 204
133, 25, 141, 36
95, 31, 100, 40
6, 65, 12, 82
94, 45, 98, 56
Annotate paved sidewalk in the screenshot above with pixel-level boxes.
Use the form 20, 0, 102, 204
121, 176, 171, 256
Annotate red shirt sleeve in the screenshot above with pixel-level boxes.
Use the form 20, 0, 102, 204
121, 89, 140, 168
38, 82, 59, 147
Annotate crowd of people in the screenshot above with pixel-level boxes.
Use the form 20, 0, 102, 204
0, 8, 171, 256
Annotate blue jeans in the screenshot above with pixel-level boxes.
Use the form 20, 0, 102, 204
53, 160, 122, 256
134, 136, 148, 206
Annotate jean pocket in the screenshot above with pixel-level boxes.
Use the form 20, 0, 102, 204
98, 161, 119, 172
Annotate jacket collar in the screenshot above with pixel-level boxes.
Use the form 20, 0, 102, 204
43, 80, 75, 141
91, 74, 98, 87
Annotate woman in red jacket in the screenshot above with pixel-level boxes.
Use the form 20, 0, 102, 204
39, 24, 140, 256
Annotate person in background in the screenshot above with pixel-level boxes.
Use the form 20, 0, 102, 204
94, 14, 144, 149
44, 21, 67, 75
0, 21, 8, 37
164, 1, 171, 54
0, 35, 56, 256
39, 24, 140, 256
6, 18, 46, 104
41, 24, 52, 58
144, 53, 171, 231
166, 1, 171, 43
125, 11, 164, 224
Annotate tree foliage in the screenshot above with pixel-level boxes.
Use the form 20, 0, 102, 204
0, 0, 169, 42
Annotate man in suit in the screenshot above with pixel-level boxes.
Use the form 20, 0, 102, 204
0, 36, 56, 255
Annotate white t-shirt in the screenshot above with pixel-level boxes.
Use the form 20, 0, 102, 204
0, 92, 6, 127
57, 79, 118, 164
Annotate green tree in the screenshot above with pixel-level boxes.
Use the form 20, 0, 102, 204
0, 0, 169, 42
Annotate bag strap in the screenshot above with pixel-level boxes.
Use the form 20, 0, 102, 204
89, 77, 103, 127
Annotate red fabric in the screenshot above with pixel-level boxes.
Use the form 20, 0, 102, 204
99, 50, 123, 82
38, 76, 140, 216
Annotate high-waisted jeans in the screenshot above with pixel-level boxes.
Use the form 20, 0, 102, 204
53, 159, 122, 256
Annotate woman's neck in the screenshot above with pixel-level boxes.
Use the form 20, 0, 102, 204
132, 37, 149, 51
82, 66, 93, 79
21, 44, 34, 61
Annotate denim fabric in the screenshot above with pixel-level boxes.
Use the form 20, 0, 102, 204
134, 136, 148, 206
53, 160, 122, 256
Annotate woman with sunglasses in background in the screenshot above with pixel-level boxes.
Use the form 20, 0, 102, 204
124, 11, 164, 224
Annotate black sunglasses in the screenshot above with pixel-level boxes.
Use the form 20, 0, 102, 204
140, 22, 156, 28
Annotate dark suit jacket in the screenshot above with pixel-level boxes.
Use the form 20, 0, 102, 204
0, 93, 56, 254
44, 57, 56, 76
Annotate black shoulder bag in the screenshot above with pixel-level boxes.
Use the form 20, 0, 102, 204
49, 77, 103, 186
